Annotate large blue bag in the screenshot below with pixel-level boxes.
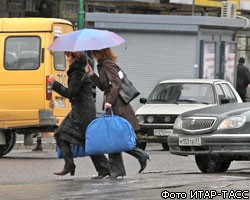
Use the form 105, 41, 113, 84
56, 144, 86, 158
85, 110, 136, 155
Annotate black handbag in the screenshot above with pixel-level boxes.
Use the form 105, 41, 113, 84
118, 69, 140, 104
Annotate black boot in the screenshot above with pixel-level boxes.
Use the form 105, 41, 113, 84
54, 168, 75, 176
126, 148, 150, 173
32, 137, 43, 151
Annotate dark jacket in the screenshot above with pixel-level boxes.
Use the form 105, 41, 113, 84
236, 63, 250, 97
52, 56, 96, 146
90, 58, 139, 131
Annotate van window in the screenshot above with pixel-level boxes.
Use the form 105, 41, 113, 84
54, 52, 66, 71
5, 36, 40, 70
221, 83, 237, 103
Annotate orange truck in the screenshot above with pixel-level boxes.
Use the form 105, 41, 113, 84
0, 18, 74, 156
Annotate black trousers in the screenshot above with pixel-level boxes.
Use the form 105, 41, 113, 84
107, 148, 149, 178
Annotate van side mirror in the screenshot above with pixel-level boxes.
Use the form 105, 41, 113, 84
140, 98, 147, 104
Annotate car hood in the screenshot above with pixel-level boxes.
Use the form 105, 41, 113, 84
180, 102, 250, 118
135, 103, 214, 115
175, 102, 250, 134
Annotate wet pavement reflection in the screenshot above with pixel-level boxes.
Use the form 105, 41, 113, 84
1, 144, 250, 199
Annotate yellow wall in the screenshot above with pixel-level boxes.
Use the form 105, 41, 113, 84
195, 0, 238, 8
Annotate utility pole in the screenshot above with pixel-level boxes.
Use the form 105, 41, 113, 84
78, 0, 84, 29
192, 0, 194, 16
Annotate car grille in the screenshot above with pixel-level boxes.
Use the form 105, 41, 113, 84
181, 117, 216, 131
144, 115, 178, 124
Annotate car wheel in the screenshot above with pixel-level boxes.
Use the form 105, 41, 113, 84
161, 143, 169, 151
136, 141, 147, 150
0, 131, 16, 157
195, 155, 231, 173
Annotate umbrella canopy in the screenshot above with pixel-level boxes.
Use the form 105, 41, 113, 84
48, 28, 126, 52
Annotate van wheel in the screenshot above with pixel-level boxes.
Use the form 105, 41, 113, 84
136, 141, 147, 150
161, 143, 169, 151
195, 155, 231, 173
0, 131, 16, 157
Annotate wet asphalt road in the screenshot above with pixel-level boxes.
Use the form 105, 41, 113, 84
1, 144, 250, 200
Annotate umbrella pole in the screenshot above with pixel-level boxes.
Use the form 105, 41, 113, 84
85, 51, 89, 65
81, 51, 90, 81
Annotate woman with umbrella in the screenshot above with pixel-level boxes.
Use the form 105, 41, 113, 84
85, 48, 149, 179
49, 51, 110, 177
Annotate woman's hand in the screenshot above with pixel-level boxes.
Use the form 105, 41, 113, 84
85, 64, 94, 75
104, 102, 112, 110
48, 75, 55, 85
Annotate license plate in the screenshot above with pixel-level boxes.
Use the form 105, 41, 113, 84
179, 137, 201, 146
54, 99, 66, 108
154, 129, 173, 136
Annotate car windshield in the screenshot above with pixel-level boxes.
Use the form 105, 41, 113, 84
147, 83, 215, 104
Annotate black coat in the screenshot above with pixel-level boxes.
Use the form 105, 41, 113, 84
52, 57, 96, 146
236, 63, 250, 97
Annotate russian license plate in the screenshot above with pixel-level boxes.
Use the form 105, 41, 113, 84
154, 129, 173, 136
179, 137, 201, 146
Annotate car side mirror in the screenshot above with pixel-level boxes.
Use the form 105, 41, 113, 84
220, 98, 230, 104
140, 98, 147, 104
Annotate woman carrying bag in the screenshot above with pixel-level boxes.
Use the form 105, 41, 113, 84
85, 48, 149, 179
50, 51, 110, 177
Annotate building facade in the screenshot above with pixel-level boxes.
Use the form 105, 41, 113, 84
1, 0, 250, 20
85, 13, 250, 111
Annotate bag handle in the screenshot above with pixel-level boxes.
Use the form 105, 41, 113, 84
102, 108, 114, 117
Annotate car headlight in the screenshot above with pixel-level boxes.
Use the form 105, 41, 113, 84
173, 116, 182, 130
218, 115, 246, 130
146, 116, 154, 123
136, 115, 145, 125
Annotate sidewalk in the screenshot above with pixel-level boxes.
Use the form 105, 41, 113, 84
15, 134, 57, 150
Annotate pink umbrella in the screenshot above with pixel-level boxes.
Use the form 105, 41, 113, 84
48, 28, 126, 52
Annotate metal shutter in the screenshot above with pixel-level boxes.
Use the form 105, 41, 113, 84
95, 32, 196, 113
